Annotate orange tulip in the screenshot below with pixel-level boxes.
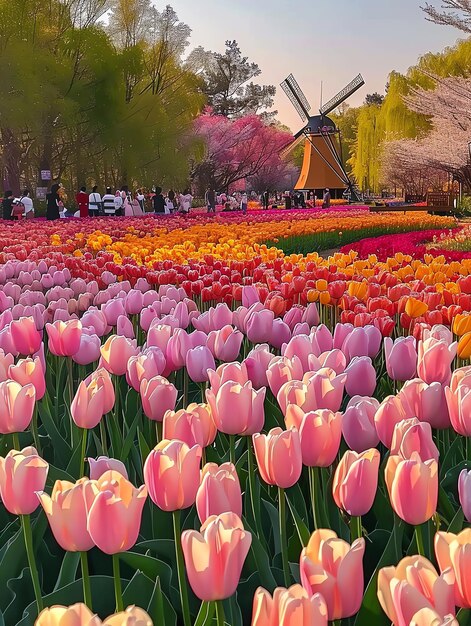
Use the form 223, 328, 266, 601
251, 585, 328, 626
458, 332, 471, 359
377, 555, 455, 626
299, 529, 365, 620
181, 512, 252, 601
405, 297, 428, 319
453, 313, 471, 336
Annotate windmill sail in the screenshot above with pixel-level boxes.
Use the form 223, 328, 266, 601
320, 74, 365, 116
280, 74, 311, 122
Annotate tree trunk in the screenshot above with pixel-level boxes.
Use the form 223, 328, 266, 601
1, 128, 21, 194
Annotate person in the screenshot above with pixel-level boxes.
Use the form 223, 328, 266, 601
2, 191, 14, 220
168, 189, 176, 206
263, 190, 269, 210
136, 189, 145, 213
76, 186, 89, 218
46, 183, 61, 220
322, 188, 331, 209
20, 189, 34, 218
114, 190, 123, 216
284, 191, 292, 210
88, 185, 102, 217
179, 188, 193, 214
165, 194, 174, 214
153, 186, 165, 214
205, 187, 216, 213
102, 187, 116, 216
131, 192, 143, 216
241, 191, 248, 214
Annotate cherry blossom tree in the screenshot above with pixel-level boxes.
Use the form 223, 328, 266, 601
422, 1, 471, 33
190, 112, 294, 193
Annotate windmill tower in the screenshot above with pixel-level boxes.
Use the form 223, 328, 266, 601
281, 73, 365, 200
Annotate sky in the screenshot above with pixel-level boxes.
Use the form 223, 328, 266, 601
168, 0, 460, 131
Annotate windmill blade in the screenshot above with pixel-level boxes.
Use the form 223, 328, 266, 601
320, 74, 365, 116
280, 74, 311, 122
279, 134, 306, 159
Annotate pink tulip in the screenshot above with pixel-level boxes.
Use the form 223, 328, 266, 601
81, 309, 108, 337
71, 378, 106, 429
266, 355, 303, 397
163, 403, 216, 448
300, 529, 365, 620
181, 512, 252, 601
0, 379, 36, 434
423, 324, 453, 344
186, 346, 215, 383
126, 347, 166, 391
9, 356, 46, 400
207, 361, 250, 393
140, 375, 178, 422
116, 314, 135, 339
283, 306, 304, 330
435, 530, 471, 608
251, 585, 328, 626
400, 379, 450, 429
206, 325, 243, 362
342, 396, 380, 452
38, 478, 96, 551
100, 335, 139, 376
285, 404, 342, 466
303, 302, 320, 326
193, 303, 233, 333
445, 368, 471, 436
277, 368, 346, 416
270, 318, 292, 350
378, 555, 455, 626
374, 395, 412, 448
102, 298, 126, 327
196, 462, 242, 523
332, 449, 380, 516
10, 317, 42, 355
206, 380, 265, 436
409, 609, 458, 626
86, 470, 147, 554
311, 325, 334, 353
458, 470, 471, 523
0, 446, 48, 514
253, 427, 302, 488
318, 349, 347, 374
385, 452, 438, 525
345, 356, 376, 397
88, 456, 128, 480
124, 289, 144, 315
242, 285, 260, 308
333, 323, 354, 350
417, 337, 457, 385
84, 368, 115, 414
144, 439, 202, 511
72, 332, 101, 366
246, 309, 274, 344
46, 319, 82, 357
390, 418, 439, 462
245, 344, 273, 389
342, 325, 381, 361
0, 349, 14, 380
282, 335, 319, 372
384, 336, 417, 381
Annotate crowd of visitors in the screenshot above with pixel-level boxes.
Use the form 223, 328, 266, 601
1, 184, 333, 220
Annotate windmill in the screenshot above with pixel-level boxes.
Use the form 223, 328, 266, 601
280, 73, 365, 200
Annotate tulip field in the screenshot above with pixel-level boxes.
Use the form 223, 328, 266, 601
2, 207, 471, 626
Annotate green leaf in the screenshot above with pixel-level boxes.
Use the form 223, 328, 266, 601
448, 508, 465, 534
119, 551, 173, 595
54, 552, 80, 591
37, 400, 71, 467
120, 410, 141, 462
286, 493, 310, 548
354, 522, 405, 626
457, 608, 471, 625
194, 601, 215, 626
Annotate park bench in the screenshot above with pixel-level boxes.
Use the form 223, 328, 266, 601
369, 192, 458, 219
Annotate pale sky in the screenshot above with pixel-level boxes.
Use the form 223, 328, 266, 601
168, 0, 460, 131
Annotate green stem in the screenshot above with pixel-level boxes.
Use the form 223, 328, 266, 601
31, 404, 41, 454
229, 434, 235, 466
12, 431, 20, 451
278, 487, 290, 587
309, 466, 320, 530
183, 371, 188, 408
247, 439, 261, 535
350, 516, 362, 542
79, 428, 87, 478
21, 514, 43, 614
215, 600, 225, 626
156, 421, 162, 444
112, 553, 123, 612
80, 551, 92, 609
173, 510, 191, 626
415, 525, 425, 557
114, 377, 121, 425
67, 358, 75, 446
100, 419, 108, 455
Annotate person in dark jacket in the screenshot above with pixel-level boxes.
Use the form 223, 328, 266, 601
2, 191, 14, 220
46, 183, 61, 220
153, 186, 165, 214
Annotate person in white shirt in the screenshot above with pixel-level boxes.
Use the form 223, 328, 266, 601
136, 189, 145, 213
114, 191, 123, 216
88, 185, 102, 217
20, 189, 34, 218
179, 189, 193, 214
102, 187, 116, 216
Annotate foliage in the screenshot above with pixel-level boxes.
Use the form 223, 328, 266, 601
186, 40, 276, 119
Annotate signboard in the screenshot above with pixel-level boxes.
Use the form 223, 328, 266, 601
40, 170, 51, 181
36, 187, 48, 200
